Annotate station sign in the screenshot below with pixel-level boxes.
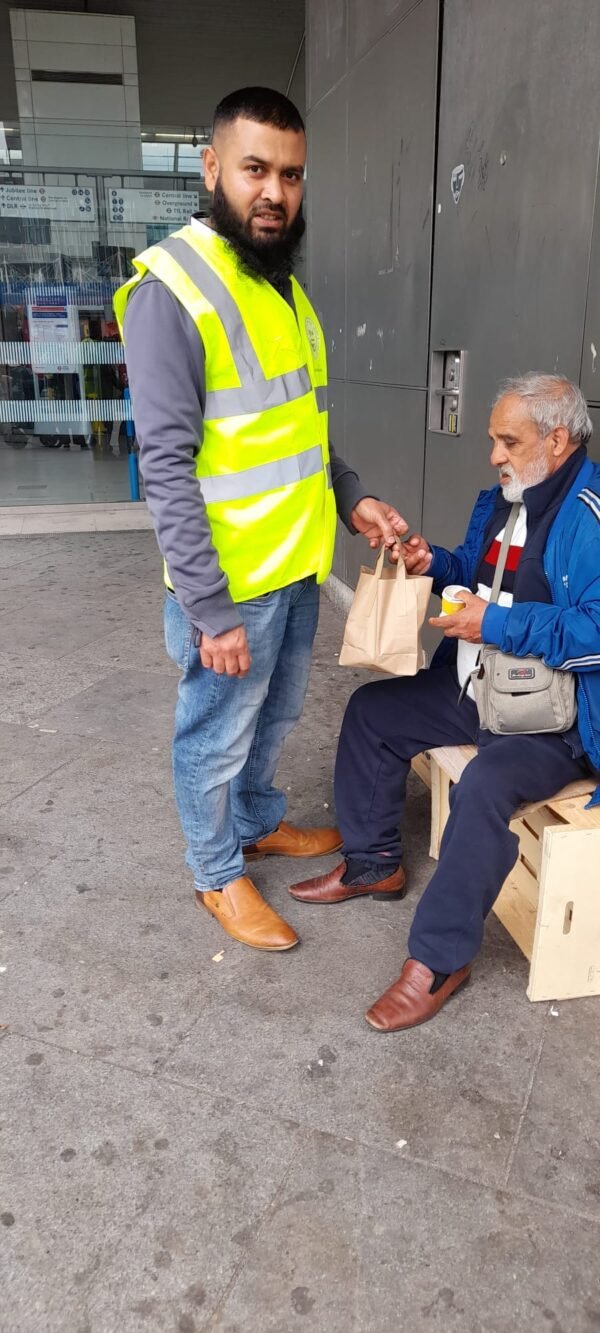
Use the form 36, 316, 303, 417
106, 187, 199, 225
0, 183, 96, 220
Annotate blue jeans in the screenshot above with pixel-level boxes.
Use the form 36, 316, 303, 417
164, 577, 320, 890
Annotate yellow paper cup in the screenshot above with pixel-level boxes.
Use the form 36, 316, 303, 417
441, 585, 468, 616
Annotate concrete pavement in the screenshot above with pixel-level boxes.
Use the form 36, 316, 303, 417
1, 531, 599, 1332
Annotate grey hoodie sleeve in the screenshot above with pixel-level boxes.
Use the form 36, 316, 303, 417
123, 276, 368, 634
329, 444, 370, 529
123, 278, 243, 638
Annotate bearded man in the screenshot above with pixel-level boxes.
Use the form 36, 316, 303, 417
117, 86, 407, 951
290, 374, 600, 1029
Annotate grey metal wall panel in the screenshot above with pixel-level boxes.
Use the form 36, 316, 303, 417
340, 383, 427, 587
587, 407, 600, 463
329, 381, 348, 581
581, 153, 600, 405
422, 0, 600, 549
348, 0, 423, 62
307, 83, 348, 382
345, 0, 437, 388
306, 0, 347, 110
307, 0, 438, 584
287, 41, 307, 118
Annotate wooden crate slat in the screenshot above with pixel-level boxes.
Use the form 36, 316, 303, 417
493, 876, 536, 962
543, 794, 600, 831
507, 854, 540, 911
511, 818, 542, 876
429, 761, 450, 860
520, 806, 562, 839
411, 752, 432, 789
427, 744, 476, 784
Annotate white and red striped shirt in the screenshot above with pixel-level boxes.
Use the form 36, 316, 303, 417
457, 504, 527, 698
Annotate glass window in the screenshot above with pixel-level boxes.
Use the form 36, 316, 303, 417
176, 145, 206, 177
0, 155, 207, 506
141, 141, 175, 173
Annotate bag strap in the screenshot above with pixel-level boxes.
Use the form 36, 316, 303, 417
457, 502, 520, 705
363, 547, 407, 615
488, 503, 520, 604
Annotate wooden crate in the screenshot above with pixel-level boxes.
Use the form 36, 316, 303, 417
412, 745, 600, 1002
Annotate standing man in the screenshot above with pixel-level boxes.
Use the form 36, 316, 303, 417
116, 87, 407, 952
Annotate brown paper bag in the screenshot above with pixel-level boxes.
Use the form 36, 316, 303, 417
339, 549, 433, 676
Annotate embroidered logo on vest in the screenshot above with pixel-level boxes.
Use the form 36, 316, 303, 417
305, 317, 320, 359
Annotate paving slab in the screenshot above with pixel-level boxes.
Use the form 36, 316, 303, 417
2, 853, 209, 1072
0, 574, 161, 660
507, 997, 600, 1217
0, 529, 154, 566
0, 535, 156, 590
33, 669, 179, 748
211, 1128, 600, 1333
0, 587, 141, 659
0, 739, 184, 871
0, 839, 52, 905
0, 816, 57, 892
71, 620, 179, 676
0, 721, 88, 806
0, 652, 118, 725
0, 535, 69, 570
163, 856, 542, 1188
0, 1034, 299, 1333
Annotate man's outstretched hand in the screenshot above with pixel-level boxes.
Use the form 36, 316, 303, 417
200, 625, 251, 677
400, 533, 433, 575
350, 497, 409, 561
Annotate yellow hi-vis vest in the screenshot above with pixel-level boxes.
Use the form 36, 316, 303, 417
113, 224, 336, 602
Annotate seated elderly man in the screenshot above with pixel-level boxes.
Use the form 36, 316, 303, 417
290, 373, 600, 1031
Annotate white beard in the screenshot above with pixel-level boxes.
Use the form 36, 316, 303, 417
500, 451, 550, 502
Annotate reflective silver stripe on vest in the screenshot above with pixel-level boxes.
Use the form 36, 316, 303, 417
204, 368, 311, 420
160, 235, 316, 420
198, 443, 326, 504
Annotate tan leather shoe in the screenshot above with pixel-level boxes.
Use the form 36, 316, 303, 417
289, 859, 406, 904
365, 959, 471, 1032
197, 876, 299, 951
244, 821, 342, 860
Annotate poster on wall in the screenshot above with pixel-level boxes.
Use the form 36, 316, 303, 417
0, 184, 96, 221
106, 187, 199, 226
27, 301, 81, 373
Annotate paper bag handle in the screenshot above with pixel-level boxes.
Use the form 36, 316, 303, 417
363, 547, 407, 614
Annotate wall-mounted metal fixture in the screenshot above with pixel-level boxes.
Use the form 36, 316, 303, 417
428, 349, 467, 435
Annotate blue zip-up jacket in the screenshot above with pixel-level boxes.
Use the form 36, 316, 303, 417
427, 457, 600, 806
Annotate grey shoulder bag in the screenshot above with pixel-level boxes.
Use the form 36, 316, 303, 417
470, 504, 577, 735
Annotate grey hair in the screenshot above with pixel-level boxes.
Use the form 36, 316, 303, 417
494, 373, 593, 445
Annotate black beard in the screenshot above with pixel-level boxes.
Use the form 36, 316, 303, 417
209, 179, 305, 286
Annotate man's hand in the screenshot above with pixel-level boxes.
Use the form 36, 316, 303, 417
350, 497, 409, 561
429, 590, 488, 644
200, 625, 251, 677
400, 533, 433, 575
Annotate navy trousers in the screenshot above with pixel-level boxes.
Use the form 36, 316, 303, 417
334, 666, 588, 974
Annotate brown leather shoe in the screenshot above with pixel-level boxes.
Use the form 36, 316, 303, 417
365, 959, 471, 1031
244, 821, 342, 860
196, 876, 299, 951
289, 859, 406, 904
